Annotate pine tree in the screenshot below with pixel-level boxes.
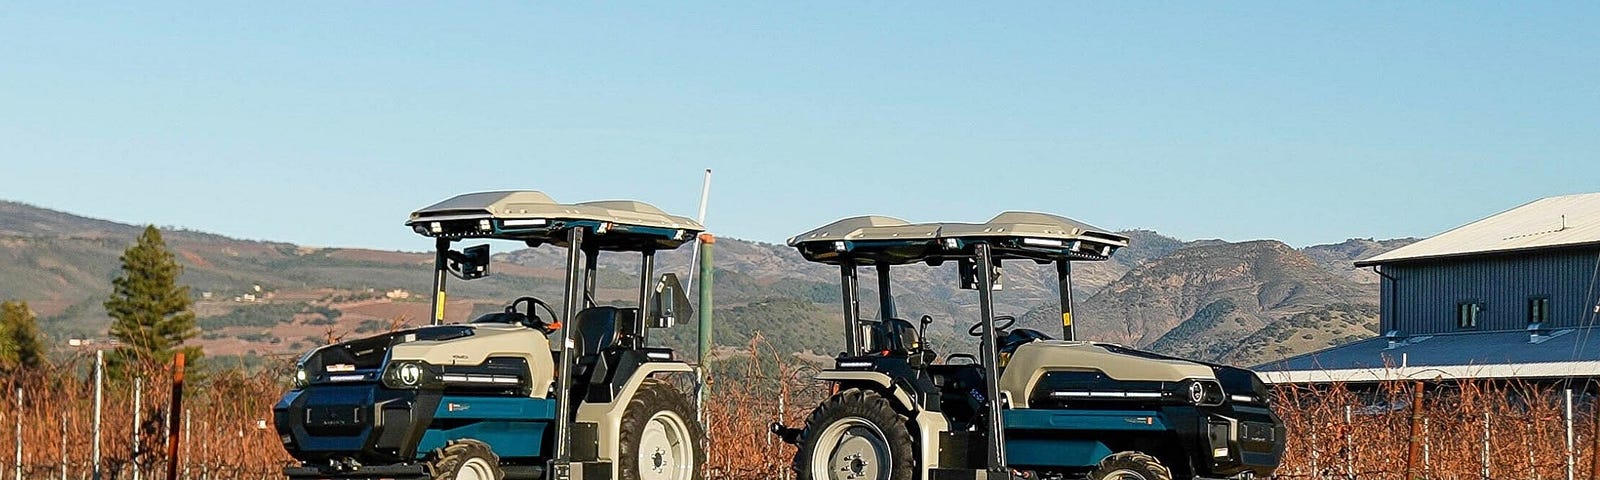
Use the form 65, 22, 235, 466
104, 226, 202, 377
0, 300, 48, 371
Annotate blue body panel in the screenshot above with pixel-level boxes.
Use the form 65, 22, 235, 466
1003, 409, 1169, 432
415, 396, 556, 459
1001, 409, 1170, 468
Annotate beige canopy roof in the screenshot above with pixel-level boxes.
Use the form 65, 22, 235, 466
407, 190, 704, 250
788, 212, 1129, 265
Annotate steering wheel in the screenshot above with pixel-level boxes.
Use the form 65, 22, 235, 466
967, 315, 1016, 337
508, 296, 560, 330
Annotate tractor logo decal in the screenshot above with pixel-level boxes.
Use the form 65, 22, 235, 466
1124, 416, 1154, 425
448, 403, 470, 413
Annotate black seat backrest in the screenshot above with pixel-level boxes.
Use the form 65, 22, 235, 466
866, 318, 922, 355
574, 306, 640, 357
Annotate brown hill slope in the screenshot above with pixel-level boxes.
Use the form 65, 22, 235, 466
1072, 240, 1379, 364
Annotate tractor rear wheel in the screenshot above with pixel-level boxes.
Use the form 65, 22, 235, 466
619, 379, 704, 480
426, 439, 504, 480
793, 388, 915, 480
1085, 451, 1172, 480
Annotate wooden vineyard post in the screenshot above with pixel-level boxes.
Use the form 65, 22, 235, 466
165, 353, 186, 480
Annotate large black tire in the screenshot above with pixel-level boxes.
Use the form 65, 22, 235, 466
1085, 451, 1173, 480
426, 439, 504, 480
618, 379, 705, 480
792, 388, 916, 480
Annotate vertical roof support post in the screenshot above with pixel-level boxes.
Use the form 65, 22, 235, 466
876, 263, 896, 321
583, 247, 599, 304
429, 237, 450, 325
551, 227, 586, 471
637, 250, 656, 344
973, 243, 1010, 473
1057, 260, 1076, 341
840, 261, 861, 356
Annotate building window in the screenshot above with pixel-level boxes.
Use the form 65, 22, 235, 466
1457, 302, 1482, 329
1529, 297, 1550, 325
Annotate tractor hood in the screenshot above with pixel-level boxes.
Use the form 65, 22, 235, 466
999, 341, 1218, 408
295, 323, 556, 397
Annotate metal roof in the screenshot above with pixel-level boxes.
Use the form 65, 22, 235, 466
1358, 192, 1600, 266
1254, 327, 1600, 383
786, 212, 1130, 265
406, 190, 703, 250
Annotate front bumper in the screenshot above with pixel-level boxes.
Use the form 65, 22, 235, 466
274, 383, 442, 464
1199, 404, 1284, 479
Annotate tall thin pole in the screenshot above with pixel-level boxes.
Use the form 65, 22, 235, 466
14, 387, 22, 480
684, 169, 712, 293
133, 377, 142, 480
551, 228, 586, 471
1591, 386, 1600, 480
59, 415, 66, 480
974, 245, 1008, 473
1406, 381, 1423, 480
181, 412, 190, 480
1344, 405, 1354, 479
1483, 411, 1492, 480
165, 354, 185, 480
429, 237, 450, 325
92, 350, 103, 480
1569, 388, 1577, 480
696, 235, 715, 367
1056, 261, 1075, 340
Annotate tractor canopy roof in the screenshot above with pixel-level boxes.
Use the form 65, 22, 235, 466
787, 211, 1129, 265
407, 190, 704, 251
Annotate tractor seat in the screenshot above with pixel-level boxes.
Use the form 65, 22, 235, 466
865, 318, 936, 367
573, 306, 640, 358
866, 318, 923, 356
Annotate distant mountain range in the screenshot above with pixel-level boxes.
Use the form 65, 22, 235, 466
0, 199, 1415, 366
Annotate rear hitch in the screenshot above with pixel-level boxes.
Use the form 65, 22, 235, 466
769, 422, 803, 445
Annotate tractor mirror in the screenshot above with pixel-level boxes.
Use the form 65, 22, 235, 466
651, 273, 694, 328
958, 259, 1003, 291
446, 244, 491, 280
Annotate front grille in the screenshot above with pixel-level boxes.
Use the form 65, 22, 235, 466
305, 405, 365, 435
1241, 421, 1276, 449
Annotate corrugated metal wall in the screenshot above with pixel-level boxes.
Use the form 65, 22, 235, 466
1382, 249, 1600, 335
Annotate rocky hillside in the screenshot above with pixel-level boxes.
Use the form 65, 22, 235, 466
1066, 238, 1411, 365
0, 200, 1412, 366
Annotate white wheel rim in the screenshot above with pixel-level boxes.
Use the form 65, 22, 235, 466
1102, 468, 1148, 480
638, 410, 694, 480
810, 417, 890, 480
455, 457, 496, 480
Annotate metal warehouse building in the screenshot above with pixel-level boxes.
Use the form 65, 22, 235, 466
1259, 192, 1600, 384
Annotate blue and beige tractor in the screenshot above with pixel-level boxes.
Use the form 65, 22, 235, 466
275, 191, 707, 480
772, 213, 1285, 480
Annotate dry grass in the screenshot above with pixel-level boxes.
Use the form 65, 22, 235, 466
3, 350, 1594, 480
0, 355, 292, 480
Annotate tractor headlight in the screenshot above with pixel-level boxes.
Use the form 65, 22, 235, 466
382, 361, 437, 389
1175, 380, 1225, 406
292, 367, 309, 388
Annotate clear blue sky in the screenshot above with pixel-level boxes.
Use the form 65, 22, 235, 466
2, 3, 1595, 252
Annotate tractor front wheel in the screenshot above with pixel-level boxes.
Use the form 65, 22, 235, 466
793, 388, 915, 480
426, 439, 504, 480
618, 379, 704, 480
1085, 451, 1172, 480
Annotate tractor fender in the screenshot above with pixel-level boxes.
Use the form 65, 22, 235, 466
814, 370, 948, 478
815, 370, 918, 411
573, 361, 694, 463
